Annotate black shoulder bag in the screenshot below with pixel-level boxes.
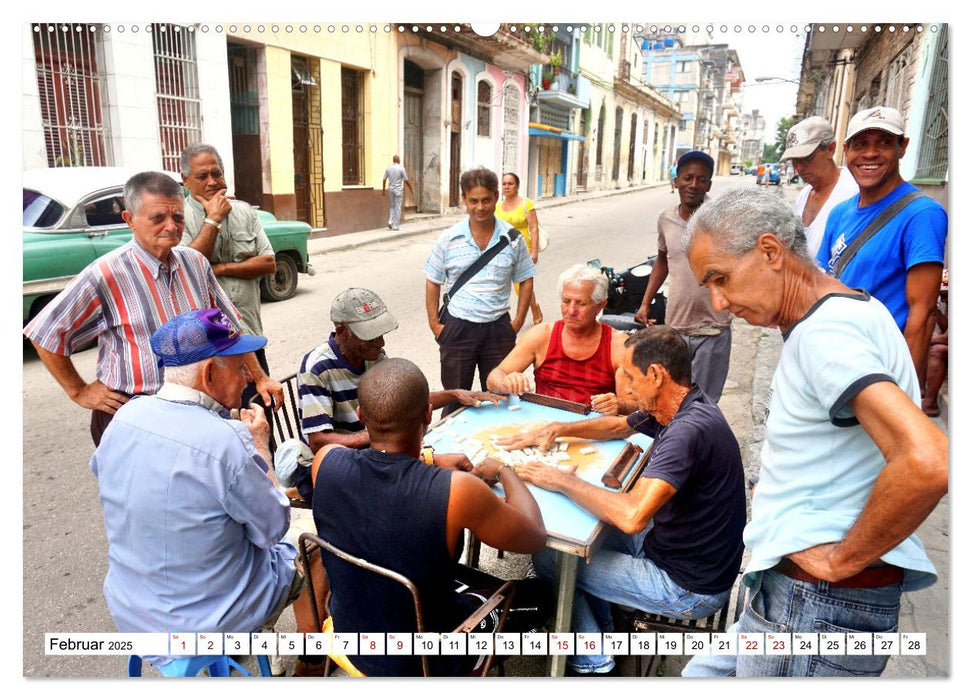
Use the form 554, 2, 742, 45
438, 229, 521, 323
831, 190, 929, 279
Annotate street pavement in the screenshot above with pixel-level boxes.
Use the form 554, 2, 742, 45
20, 176, 949, 679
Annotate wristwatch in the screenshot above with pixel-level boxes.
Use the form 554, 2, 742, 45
204, 217, 222, 231
420, 445, 435, 465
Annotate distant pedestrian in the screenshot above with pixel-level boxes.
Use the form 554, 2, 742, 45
495, 172, 544, 325
382, 155, 413, 231
669, 161, 678, 193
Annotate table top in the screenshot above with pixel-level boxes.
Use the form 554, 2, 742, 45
426, 397, 653, 560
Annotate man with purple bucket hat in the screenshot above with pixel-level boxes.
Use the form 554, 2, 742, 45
90, 309, 316, 673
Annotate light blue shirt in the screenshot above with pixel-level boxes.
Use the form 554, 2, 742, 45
90, 385, 295, 665
424, 216, 535, 323
744, 293, 937, 592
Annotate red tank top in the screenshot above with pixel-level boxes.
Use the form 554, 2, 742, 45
534, 321, 616, 406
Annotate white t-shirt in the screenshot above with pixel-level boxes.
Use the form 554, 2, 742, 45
743, 293, 936, 592
793, 167, 859, 259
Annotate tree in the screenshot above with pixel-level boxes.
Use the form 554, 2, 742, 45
774, 116, 796, 155
763, 143, 780, 163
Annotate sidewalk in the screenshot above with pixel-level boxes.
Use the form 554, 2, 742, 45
306, 181, 666, 259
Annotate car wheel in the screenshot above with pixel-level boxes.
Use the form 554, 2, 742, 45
260, 253, 299, 302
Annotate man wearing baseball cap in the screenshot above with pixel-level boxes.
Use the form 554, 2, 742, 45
634, 150, 734, 403
816, 106, 947, 388
781, 116, 859, 257
294, 289, 504, 498
90, 309, 316, 672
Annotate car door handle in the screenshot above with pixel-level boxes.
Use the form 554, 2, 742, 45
84, 230, 109, 238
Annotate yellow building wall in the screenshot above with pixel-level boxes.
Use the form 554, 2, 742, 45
264, 45, 295, 196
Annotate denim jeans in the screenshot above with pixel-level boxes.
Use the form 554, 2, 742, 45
682, 569, 902, 677
533, 528, 729, 673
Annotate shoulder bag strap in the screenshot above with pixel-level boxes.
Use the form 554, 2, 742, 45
442, 229, 520, 308
832, 190, 929, 279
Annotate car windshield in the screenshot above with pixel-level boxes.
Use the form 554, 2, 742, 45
24, 190, 65, 228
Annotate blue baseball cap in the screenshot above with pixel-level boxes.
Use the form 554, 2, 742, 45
151, 308, 267, 367
677, 150, 715, 175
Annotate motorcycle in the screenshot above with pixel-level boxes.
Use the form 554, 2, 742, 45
588, 257, 667, 331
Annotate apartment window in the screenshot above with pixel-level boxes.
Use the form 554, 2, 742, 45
153, 23, 202, 173
914, 25, 948, 181
477, 81, 491, 137
342, 67, 365, 186
885, 43, 914, 113
33, 23, 111, 167
596, 104, 606, 166
677, 61, 689, 72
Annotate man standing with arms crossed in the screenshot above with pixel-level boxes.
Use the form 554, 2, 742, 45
635, 150, 732, 402
180, 143, 282, 411
382, 155, 413, 231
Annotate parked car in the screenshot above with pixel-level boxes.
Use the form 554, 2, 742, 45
23, 167, 314, 322
730, 163, 743, 175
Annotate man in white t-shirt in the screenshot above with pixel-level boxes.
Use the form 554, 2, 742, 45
781, 117, 859, 259
382, 155, 413, 231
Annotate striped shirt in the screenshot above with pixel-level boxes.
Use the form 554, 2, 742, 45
423, 216, 535, 323
298, 333, 386, 438
24, 240, 241, 396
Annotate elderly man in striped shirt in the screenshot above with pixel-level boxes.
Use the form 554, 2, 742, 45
24, 171, 283, 446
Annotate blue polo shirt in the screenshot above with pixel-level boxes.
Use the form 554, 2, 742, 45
424, 216, 535, 323
626, 386, 746, 594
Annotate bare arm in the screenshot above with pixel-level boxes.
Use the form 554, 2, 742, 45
635, 249, 668, 325
308, 429, 370, 453
425, 279, 444, 338
447, 460, 546, 555
485, 323, 547, 395
516, 464, 676, 534
510, 277, 533, 333
243, 353, 283, 411
211, 254, 277, 280
495, 415, 634, 451
183, 191, 232, 259
902, 262, 944, 388
32, 342, 129, 414
525, 208, 540, 261
429, 389, 508, 409
788, 381, 948, 581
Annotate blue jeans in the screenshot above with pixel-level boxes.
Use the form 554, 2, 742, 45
533, 528, 729, 673
683, 569, 902, 677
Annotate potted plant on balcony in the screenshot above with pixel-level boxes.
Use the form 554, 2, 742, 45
549, 49, 563, 76
541, 68, 553, 90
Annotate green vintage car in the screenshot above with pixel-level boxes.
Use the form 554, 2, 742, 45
23, 167, 314, 323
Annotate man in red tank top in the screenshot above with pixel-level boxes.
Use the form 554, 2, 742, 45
487, 264, 631, 414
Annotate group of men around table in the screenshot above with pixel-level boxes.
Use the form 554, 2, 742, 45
24, 102, 949, 678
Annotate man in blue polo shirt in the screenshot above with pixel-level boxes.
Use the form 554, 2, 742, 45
817, 106, 947, 388
500, 326, 746, 675
424, 168, 535, 403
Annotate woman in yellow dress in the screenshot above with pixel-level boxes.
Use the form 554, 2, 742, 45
495, 172, 543, 325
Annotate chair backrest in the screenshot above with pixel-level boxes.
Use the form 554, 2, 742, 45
270, 373, 301, 453
298, 531, 430, 677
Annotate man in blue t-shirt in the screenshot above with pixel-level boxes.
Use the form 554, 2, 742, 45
501, 326, 746, 675
817, 106, 947, 387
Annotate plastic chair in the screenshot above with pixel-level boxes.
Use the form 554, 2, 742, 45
298, 532, 515, 677
128, 653, 271, 677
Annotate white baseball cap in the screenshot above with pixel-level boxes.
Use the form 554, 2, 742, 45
845, 106, 906, 142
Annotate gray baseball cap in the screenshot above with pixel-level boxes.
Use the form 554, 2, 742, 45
781, 117, 835, 161
330, 288, 399, 341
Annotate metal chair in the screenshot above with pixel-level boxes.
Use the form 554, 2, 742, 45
622, 576, 746, 677
298, 532, 515, 677
127, 653, 271, 677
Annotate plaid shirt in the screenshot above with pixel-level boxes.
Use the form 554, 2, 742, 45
24, 240, 241, 396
